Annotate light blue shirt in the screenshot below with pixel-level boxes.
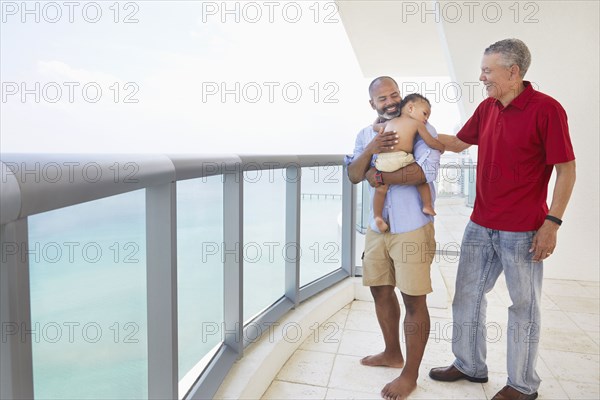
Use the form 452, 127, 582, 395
345, 122, 441, 234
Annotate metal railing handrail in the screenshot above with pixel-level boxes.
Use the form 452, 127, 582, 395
0, 153, 346, 223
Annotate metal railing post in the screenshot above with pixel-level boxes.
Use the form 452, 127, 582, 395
284, 165, 301, 307
341, 166, 356, 276
0, 218, 34, 399
223, 166, 243, 358
146, 182, 178, 399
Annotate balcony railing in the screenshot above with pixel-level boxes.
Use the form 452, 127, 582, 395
0, 154, 356, 399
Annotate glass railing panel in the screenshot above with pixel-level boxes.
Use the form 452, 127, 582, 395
437, 162, 466, 198
176, 176, 224, 380
299, 165, 343, 286
434, 160, 474, 257
357, 180, 371, 234
243, 169, 286, 322
28, 190, 147, 399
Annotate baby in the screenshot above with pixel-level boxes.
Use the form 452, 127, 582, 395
372, 93, 445, 232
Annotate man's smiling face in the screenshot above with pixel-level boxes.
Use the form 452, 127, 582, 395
369, 79, 402, 120
479, 52, 519, 103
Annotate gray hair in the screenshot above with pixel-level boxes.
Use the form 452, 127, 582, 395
484, 39, 531, 78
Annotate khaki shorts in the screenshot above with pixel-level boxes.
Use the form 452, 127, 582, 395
362, 222, 436, 296
375, 151, 415, 172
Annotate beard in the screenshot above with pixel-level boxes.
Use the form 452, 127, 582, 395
377, 102, 401, 120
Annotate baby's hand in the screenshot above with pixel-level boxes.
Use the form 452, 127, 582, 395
373, 122, 386, 134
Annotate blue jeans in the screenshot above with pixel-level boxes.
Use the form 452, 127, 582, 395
452, 221, 543, 395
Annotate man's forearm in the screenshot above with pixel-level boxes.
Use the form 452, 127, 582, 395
438, 134, 471, 153
547, 160, 576, 218
347, 150, 373, 184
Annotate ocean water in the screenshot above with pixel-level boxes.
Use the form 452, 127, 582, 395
26, 167, 343, 399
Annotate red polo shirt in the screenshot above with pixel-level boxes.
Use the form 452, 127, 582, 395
457, 82, 575, 231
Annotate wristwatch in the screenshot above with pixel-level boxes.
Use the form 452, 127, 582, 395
374, 170, 384, 185
545, 215, 562, 226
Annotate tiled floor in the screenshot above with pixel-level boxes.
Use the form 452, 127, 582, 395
261, 199, 600, 399
261, 275, 599, 400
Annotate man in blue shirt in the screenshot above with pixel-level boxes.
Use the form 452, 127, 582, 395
346, 76, 441, 400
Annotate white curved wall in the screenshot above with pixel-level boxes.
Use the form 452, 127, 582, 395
338, 0, 599, 281
440, 1, 599, 281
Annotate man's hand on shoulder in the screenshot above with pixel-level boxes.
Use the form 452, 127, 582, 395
366, 127, 399, 155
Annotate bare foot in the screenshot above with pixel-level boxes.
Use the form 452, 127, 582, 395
360, 352, 404, 368
375, 216, 389, 232
422, 206, 436, 216
380, 374, 417, 400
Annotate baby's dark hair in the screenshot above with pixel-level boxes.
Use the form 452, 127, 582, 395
399, 93, 431, 112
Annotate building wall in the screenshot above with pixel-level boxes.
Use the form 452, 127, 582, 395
338, 0, 600, 281
440, 1, 599, 281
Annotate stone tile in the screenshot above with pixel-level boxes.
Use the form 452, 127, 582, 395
437, 215, 471, 230
541, 309, 574, 329
540, 326, 599, 354
435, 253, 461, 271
566, 311, 600, 333
486, 305, 509, 324
300, 324, 343, 354
411, 362, 487, 399
260, 278, 600, 400
578, 280, 600, 288
545, 295, 599, 314
485, 339, 509, 374
558, 380, 600, 399
350, 300, 375, 311
536, 353, 558, 380
276, 350, 335, 387
543, 279, 599, 299
441, 279, 457, 300
325, 388, 380, 399
587, 331, 600, 347
328, 354, 400, 394
492, 288, 513, 308
584, 288, 600, 300
541, 293, 561, 311
539, 349, 599, 383
428, 316, 456, 343
535, 378, 571, 400
421, 337, 454, 367
481, 373, 506, 399
436, 231, 457, 249
344, 308, 380, 333
300, 308, 348, 353
428, 305, 453, 320
261, 380, 327, 400
328, 307, 351, 325
485, 291, 508, 308
337, 329, 384, 358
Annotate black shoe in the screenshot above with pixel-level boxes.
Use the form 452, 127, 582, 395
429, 365, 488, 383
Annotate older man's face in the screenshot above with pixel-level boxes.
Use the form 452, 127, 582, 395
479, 53, 519, 103
370, 80, 402, 120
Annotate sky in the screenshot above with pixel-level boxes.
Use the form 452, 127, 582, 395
1, 1, 462, 155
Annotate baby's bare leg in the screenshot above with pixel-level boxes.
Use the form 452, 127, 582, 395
417, 183, 436, 216
374, 185, 390, 232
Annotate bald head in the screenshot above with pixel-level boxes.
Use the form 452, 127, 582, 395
369, 76, 402, 120
368, 76, 399, 99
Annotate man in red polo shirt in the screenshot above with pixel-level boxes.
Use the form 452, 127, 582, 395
429, 39, 576, 400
